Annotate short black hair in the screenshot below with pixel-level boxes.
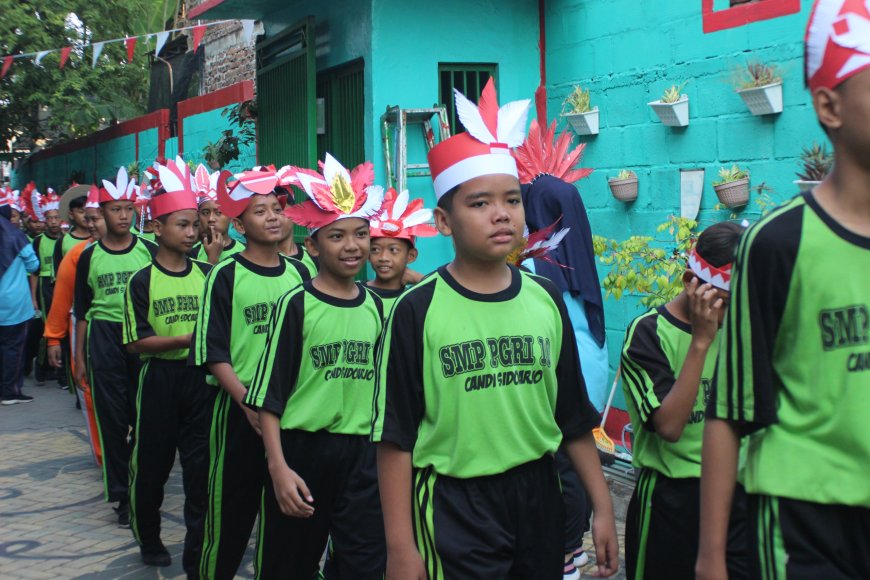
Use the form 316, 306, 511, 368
69, 196, 87, 210
695, 221, 745, 268
436, 185, 460, 213
371, 236, 414, 251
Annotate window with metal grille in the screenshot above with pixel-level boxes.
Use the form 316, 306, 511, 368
438, 63, 498, 134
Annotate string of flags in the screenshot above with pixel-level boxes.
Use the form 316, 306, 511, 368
0, 19, 257, 80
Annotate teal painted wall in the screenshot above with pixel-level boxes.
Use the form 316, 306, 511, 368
180, 107, 257, 173
370, 0, 540, 274
546, 0, 825, 408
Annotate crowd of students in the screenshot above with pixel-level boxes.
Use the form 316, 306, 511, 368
0, 2, 867, 578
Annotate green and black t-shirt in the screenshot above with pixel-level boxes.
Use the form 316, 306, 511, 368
622, 306, 719, 479
372, 265, 600, 478
709, 192, 870, 507
33, 233, 60, 280
53, 231, 90, 274
74, 236, 158, 323
123, 258, 211, 360
191, 253, 310, 387
245, 281, 383, 435
364, 284, 405, 317
194, 239, 244, 264
282, 244, 318, 278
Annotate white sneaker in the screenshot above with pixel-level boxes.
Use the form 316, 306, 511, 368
563, 562, 581, 580
573, 549, 589, 568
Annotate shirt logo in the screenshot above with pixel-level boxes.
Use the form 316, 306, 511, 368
309, 340, 374, 381
244, 301, 275, 335
438, 335, 552, 392
818, 305, 869, 351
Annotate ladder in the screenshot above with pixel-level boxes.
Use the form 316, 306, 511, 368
381, 106, 451, 193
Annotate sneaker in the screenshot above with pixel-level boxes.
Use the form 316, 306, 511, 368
573, 548, 589, 568
140, 543, 171, 567
563, 561, 581, 580
2, 394, 33, 405
114, 500, 130, 528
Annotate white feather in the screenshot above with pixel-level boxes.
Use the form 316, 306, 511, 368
322, 153, 351, 189
353, 185, 385, 219
127, 177, 138, 198
391, 190, 410, 219
496, 99, 531, 147
542, 228, 571, 250
401, 209, 433, 228
102, 179, 118, 199
115, 167, 129, 198
158, 164, 187, 194
453, 88, 495, 143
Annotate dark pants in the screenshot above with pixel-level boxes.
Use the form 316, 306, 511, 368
257, 430, 385, 580
129, 359, 215, 577
0, 322, 27, 398
87, 319, 141, 503
556, 447, 591, 553
199, 388, 265, 580
414, 455, 564, 580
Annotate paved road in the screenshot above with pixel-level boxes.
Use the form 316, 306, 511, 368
1, 376, 627, 579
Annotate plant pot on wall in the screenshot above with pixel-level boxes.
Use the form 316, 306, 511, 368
565, 108, 599, 136
737, 81, 783, 115
713, 178, 750, 208
608, 176, 638, 202
793, 180, 821, 193
649, 96, 689, 127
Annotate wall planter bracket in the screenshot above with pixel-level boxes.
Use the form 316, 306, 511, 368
649, 96, 689, 127
565, 108, 599, 136
737, 81, 783, 115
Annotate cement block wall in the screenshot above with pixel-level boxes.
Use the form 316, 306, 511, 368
546, 0, 825, 407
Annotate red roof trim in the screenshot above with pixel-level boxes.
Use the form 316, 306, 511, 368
188, 0, 228, 20
177, 80, 254, 154
702, 0, 801, 33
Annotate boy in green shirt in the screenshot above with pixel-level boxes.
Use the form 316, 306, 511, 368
191, 166, 311, 580
697, 3, 870, 578
192, 164, 244, 265
123, 158, 214, 572
74, 167, 157, 526
621, 222, 746, 580
365, 188, 436, 314
246, 152, 387, 578
373, 79, 618, 579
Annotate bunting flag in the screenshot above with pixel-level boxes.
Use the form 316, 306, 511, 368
125, 37, 136, 63
192, 25, 206, 52
59, 46, 72, 69
91, 42, 104, 68
0, 19, 238, 79
242, 20, 255, 43
155, 31, 169, 57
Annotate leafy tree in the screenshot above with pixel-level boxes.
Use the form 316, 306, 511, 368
0, 0, 176, 149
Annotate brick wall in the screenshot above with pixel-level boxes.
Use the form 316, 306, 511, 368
185, 2, 257, 95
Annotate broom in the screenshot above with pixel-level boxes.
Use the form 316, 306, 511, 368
593, 365, 621, 456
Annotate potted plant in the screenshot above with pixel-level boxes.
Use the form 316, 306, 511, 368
202, 130, 241, 170
608, 170, 638, 202
734, 62, 783, 115
794, 143, 833, 192
713, 164, 750, 208
649, 82, 689, 127
562, 86, 599, 136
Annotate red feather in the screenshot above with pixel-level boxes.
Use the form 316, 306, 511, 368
477, 78, 500, 140
534, 85, 547, 127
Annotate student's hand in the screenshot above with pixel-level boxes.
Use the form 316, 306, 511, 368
695, 553, 728, 580
386, 544, 427, 580
47, 345, 62, 368
241, 405, 262, 436
588, 513, 620, 577
687, 277, 723, 348
269, 463, 315, 518
204, 227, 224, 262
74, 354, 87, 386
401, 268, 424, 286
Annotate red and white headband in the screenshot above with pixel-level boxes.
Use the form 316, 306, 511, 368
100, 166, 138, 203
151, 156, 197, 218
687, 248, 732, 291
806, 0, 870, 92
369, 188, 437, 244
427, 78, 530, 199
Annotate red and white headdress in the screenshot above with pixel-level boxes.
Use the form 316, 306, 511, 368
369, 188, 438, 244
427, 78, 530, 199
30, 186, 61, 221
193, 164, 220, 206
687, 247, 732, 291
0, 186, 16, 208
86, 185, 101, 209
507, 218, 571, 267
513, 86, 593, 185
806, 0, 870, 92
151, 156, 197, 218
283, 153, 385, 232
214, 164, 296, 219
100, 167, 138, 203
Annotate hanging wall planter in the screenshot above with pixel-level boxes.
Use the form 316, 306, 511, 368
562, 86, 599, 136
793, 143, 832, 192
608, 170, 638, 202
713, 165, 750, 208
649, 83, 689, 127
793, 180, 821, 193
565, 108, 600, 136
737, 81, 783, 115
